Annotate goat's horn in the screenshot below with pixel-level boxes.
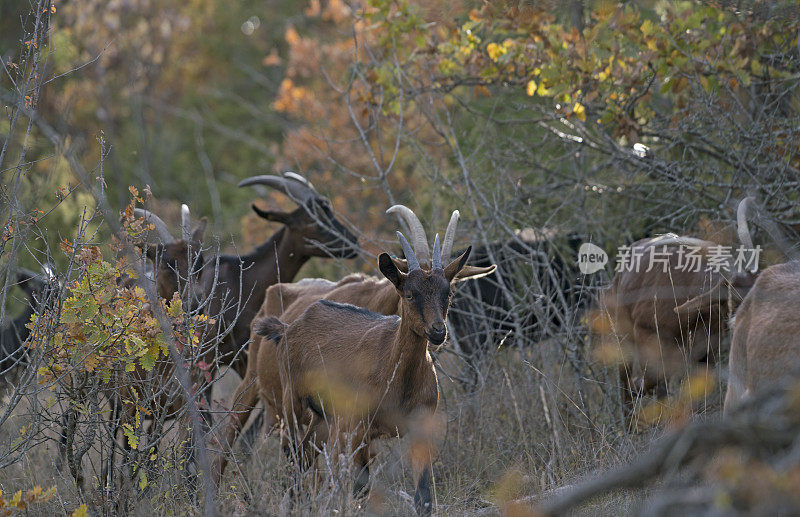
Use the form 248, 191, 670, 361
180, 204, 191, 241
386, 205, 431, 266
432, 234, 442, 269
41, 264, 56, 282
282, 171, 318, 193
397, 231, 420, 271
737, 197, 755, 250
736, 196, 756, 272
238, 174, 317, 205
134, 208, 174, 242
441, 210, 460, 263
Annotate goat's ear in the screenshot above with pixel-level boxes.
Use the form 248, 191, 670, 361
674, 272, 755, 317
144, 244, 162, 263
390, 257, 409, 273
455, 264, 496, 282
191, 217, 207, 244
15, 270, 35, 286
379, 253, 406, 290
443, 246, 471, 282
252, 204, 292, 225
674, 282, 727, 317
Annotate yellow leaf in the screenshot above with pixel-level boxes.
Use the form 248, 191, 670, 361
72, 504, 88, 517
285, 26, 299, 45
526, 80, 537, 96
573, 102, 586, 121
486, 42, 505, 61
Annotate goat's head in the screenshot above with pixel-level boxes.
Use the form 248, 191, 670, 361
378, 205, 495, 346
239, 172, 359, 259
15, 264, 59, 306
134, 205, 207, 307
673, 196, 760, 319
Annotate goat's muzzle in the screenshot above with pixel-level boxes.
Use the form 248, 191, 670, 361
427, 322, 447, 346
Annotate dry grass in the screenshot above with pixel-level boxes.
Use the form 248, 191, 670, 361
0, 324, 731, 516
210, 336, 676, 516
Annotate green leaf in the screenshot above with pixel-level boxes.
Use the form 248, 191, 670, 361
640, 19, 654, 37
122, 424, 139, 450
139, 350, 156, 372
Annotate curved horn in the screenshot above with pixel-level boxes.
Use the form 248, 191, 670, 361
238, 174, 318, 205
441, 210, 460, 263
431, 234, 442, 269
737, 196, 756, 273
41, 264, 56, 282
180, 204, 191, 241
134, 208, 174, 242
737, 197, 755, 250
283, 171, 318, 193
386, 205, 431, 266
397, 231, 420, 271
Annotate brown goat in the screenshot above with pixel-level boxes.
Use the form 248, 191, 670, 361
723, 260, 800, 415
266, 225, 473, 515
215, 208, 494, 480
597, 198, 757, 398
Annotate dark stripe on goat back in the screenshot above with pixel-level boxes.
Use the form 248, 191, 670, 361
317, 299, 385, 320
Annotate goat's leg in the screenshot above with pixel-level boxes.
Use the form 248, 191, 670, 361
239, 407, 265, 449
101, 396, 122, 494
632, 325, 686, 395
280, 388, 308, 462
58, 405, 86, 489
411, 446, 433, 516
352, 435, 371, 499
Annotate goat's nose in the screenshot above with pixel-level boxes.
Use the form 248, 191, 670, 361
428, 322, 447, 344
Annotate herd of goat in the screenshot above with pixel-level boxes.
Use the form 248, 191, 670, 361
2, 173, 799, 514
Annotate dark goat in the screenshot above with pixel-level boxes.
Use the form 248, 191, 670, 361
130, 203, 207, 305
59, 205, 207, 489
198, 172, 358, 376
447, 232, 584, 355
0, 267, 56, 389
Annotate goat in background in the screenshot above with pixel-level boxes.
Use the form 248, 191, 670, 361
0, 266, 57, 393
198, 172, 358, 377
596, 197, 757, 400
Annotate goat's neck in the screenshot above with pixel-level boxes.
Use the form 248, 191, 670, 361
389, 304, 431, 374
374, 282, 401, 315
241, 226, 309, 298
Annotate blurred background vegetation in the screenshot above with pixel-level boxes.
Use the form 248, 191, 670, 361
4, 0, 798, 275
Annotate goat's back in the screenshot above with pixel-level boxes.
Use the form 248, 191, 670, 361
281, 299, 398, 380
610, 238, 724, 336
